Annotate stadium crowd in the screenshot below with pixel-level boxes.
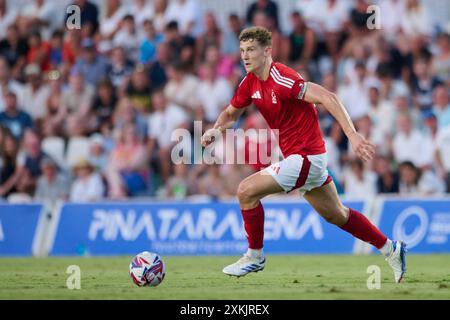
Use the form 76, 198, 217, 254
0, 0, 449, 204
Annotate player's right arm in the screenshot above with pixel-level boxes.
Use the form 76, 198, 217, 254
201, 104, 246, 147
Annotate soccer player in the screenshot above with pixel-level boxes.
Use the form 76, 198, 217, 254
201, 27, 407, 283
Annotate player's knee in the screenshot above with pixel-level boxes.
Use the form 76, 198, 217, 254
237, 181, 257, 204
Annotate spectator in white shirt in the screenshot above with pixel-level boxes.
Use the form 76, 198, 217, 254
0, 0, 18, 40
130, 0, 154, 30
164, 0, 203, 37
392, 112, 434, 168
196, 63, 233, 124
70, 158, 105, 202
148, 90, 189, 182
343, 158, 377, 199
19, 64, 50, 121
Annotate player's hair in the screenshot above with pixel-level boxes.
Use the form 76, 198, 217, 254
239, 26, 272, 47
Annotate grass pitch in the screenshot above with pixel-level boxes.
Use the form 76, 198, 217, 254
0, 255, 449, 300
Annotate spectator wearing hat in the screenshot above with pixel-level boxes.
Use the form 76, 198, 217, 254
70, 158, 105, 202
34, 156, 69, 204
20, 63, 50, 121
87, 133, 109, 175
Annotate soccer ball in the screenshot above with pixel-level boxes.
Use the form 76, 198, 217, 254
129, 251, 166, 287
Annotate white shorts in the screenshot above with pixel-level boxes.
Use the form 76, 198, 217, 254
263, 153, 331, 195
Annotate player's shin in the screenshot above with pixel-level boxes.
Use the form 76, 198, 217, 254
241, 201, 265, 258
339, 208, 388, 251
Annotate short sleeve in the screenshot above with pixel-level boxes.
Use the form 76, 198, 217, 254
271, 64, 308, 101
230, 75, 252, 109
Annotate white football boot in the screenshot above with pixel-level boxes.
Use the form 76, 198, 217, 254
385, 240, 407, 283
222, 253, 266, 277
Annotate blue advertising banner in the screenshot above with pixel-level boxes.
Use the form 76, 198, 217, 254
0, 204, 43, 256
375, 199, 450, 253
50, 201, 364, 256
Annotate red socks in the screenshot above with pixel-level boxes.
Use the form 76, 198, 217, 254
241, 202, 265, 249
340, 208, 387, 249
241, 204, 387, 250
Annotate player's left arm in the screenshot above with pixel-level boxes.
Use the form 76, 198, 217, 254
303, 82, 375, 162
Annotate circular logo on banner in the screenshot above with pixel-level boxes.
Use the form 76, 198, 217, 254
393, 206, 429, 249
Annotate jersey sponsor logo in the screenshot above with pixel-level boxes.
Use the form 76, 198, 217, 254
271, 90, 277, 104
270, 66, 294, 89
251, 91, 262, 99
298, 82, 308, 100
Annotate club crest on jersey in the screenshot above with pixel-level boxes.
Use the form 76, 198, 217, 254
271, 90, 277, 104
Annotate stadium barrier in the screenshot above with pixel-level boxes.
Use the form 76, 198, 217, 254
0, 197, 449, 256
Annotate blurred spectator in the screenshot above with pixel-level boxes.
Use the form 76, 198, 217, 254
195, 12, 222, 65
165, 163, 189, 199
246, 0, 279, 31
373, 155, 399, 193
131, 0, 154, 30
0, 91, 33, 139
65, 0, 99, 36
20, 63, 50, 121
112, 14, 140, 62
0, 24, 28, 76
87, 133, 109, 175
107, 46, 134, 89
26, 30, 51, 72
152, 0, 168, 33
436, 126, 450, 192
197, 164, 228, 200
411, 55, 443, 111
70, 158, 105, 202
198, 44, 235, 81
392, 112, 433, 168
401, 0, 430, 36
196, 62, 233, 124
431, 85, 450, 129
34, 156, 69, 203
0, 127, 19, 198
99, 0, 129, 41
164, 0, 202, 37
12, 128, 48, 198
221, 13, 242, 61
74, 38, 109, 86
147, 41, 169, 90
61, 28, 82, 67
0, 56, 23, 112
147, 90, 189, 182
112, 96, 148, 141
288, 11, 315, 67
398, 160, 445, 195
91, 78, 118, 133
61, 71, 94, 134
42, 70, 64, 137
106, 123, 148, 198
139, 19, 164, 65
49, 30, 64, 68
379, 0, 405, 38
0, 0, 18, 40
19, 0, 60, 40
431, 32, 450, 84
164, 20, 196, 66
125, 64, 152, 114
164, 61, 199, 117
343, 158, 377, 198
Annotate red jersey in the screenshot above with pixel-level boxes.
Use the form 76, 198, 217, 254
231, 62, 326, 157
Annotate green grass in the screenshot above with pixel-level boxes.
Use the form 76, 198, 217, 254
0, 255, 449, 299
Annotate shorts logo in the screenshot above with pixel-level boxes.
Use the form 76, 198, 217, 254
271, 164, 280, 174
